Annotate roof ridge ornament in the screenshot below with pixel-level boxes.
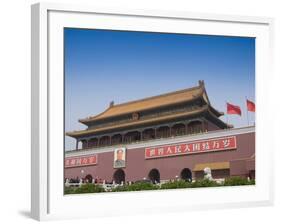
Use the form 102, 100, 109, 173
109, 101, 114, 108
198, 80, 205, 87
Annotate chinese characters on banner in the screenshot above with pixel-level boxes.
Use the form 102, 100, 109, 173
65, 154, 97, 168
145, 136, 236, 159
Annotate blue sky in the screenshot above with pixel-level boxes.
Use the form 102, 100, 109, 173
64, 28, 255, 150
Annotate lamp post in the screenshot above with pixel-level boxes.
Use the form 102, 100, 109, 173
78, 170, 85, 187
81, 169, 84, 180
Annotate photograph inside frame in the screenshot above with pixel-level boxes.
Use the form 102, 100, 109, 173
63, 28, 255, 194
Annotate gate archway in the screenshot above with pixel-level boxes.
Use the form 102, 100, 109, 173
85, 174, 93, 183
148, 169, 160, 184
113, 169, 125, 184
180, 168, 192, 182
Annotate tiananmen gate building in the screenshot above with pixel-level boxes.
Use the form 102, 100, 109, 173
65, 80, 255, 184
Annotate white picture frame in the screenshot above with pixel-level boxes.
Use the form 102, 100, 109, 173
31, 2, 274, 221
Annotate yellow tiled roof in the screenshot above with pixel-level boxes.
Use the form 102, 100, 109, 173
66, 106, 208, 138
80, 82, 205, 123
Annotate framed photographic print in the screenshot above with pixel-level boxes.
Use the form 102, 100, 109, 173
31, 2, 274, 221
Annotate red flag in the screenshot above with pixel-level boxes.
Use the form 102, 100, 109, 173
246, 99, 255, 112
227, 102, 241, 116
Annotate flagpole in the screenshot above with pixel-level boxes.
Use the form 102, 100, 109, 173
225, 101, 229, 129
245, 96, 249, 126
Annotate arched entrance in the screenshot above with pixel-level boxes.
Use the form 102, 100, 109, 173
148, 169, 160, 184
85, 174, 93, 183
180, 168, 192, 182
113, 169, 125, 184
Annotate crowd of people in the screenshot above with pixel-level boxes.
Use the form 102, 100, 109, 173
65, 176, 160, 186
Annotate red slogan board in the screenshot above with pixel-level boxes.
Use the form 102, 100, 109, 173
145, 136, 236, 159
65, 154, 98, 167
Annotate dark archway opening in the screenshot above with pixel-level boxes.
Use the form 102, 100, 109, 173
85, 174, 93, 183
148, 169, 160, 184
113, 169, 125, 184
180, 168, 192, 182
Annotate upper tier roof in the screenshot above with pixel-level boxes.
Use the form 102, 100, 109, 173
79, 80, 222, 124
